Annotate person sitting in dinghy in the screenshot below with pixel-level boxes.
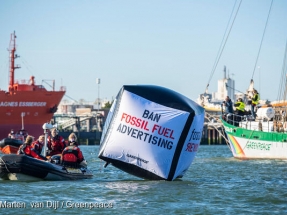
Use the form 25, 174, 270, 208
61, 133, 87, 168
47, 128, 66, 156
17, 129, 28, 142
14, 130, 25, 142
67, 132, 79, 147
8, 129, 16, 139
17, 135, 47, 161
31, 135, 45, 155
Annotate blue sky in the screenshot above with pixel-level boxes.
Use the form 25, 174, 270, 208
1, 0, 287, 103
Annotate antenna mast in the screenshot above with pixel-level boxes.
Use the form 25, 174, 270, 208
8, 31, 20, 91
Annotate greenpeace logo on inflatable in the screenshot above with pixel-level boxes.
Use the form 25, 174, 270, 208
126, 153, 149, 164
117, 110, 174, 150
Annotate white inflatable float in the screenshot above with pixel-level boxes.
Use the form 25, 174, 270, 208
256, 107, 275, 120
98, 85, 205, 181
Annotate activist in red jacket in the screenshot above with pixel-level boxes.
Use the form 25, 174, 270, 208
31, 135, 45, 155
17, 135, 47, 161
47, 128, 66, 156
62, 133, 86, 168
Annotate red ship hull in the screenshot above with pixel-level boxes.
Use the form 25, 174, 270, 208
0, 91, 65, 139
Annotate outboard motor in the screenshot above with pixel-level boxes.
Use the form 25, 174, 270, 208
50, 155, 61, 164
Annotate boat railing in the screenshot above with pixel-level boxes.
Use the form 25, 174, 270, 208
15, 79, 30, 84
60, 86, 66, 91
205, 112, 232, 151
222, 112, 274, 132
14, 79, 66, 91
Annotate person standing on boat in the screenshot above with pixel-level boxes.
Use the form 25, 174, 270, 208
250, 89, 260, 119
17, 135, 47, 161
222, 96, 234, 123
61, 133, 87, 168
234, 98, 245, 117
223, 96, 234, 114
31, 135, 45, 155
47, 128, 65, 156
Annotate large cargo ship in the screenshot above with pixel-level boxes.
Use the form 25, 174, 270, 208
0, 32, 66, 140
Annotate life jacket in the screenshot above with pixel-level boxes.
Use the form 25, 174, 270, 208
48, 135, 65, 153
252, 93, 260, 105
17, 143, 47, 160
62, 146, 79, 164
31, 140, 44, 155
235, 101, 245, 112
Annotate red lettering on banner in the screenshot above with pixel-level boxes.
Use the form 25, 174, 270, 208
185, 143, 199, 152
121, 113, 149, 131
152, 124, 174, 139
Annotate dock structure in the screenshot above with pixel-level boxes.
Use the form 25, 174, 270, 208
201, 110, 226, 145
53, 108, 109, 132
54, 114, 103, 145
56, 114, 99, 131
201, 122, 226, 145
52, 109, 109, 145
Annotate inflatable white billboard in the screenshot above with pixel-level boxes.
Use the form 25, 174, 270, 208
98, 85, 205, 181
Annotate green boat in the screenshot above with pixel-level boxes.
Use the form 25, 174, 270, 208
221, 111, 287, 159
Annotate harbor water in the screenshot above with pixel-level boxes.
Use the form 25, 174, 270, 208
1, 145, 287, 214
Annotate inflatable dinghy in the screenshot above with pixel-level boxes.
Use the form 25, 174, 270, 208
0, 154, 93, 181
0, 138, 23, 154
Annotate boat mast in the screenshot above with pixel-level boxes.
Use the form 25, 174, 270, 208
9, 31, 20, 92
